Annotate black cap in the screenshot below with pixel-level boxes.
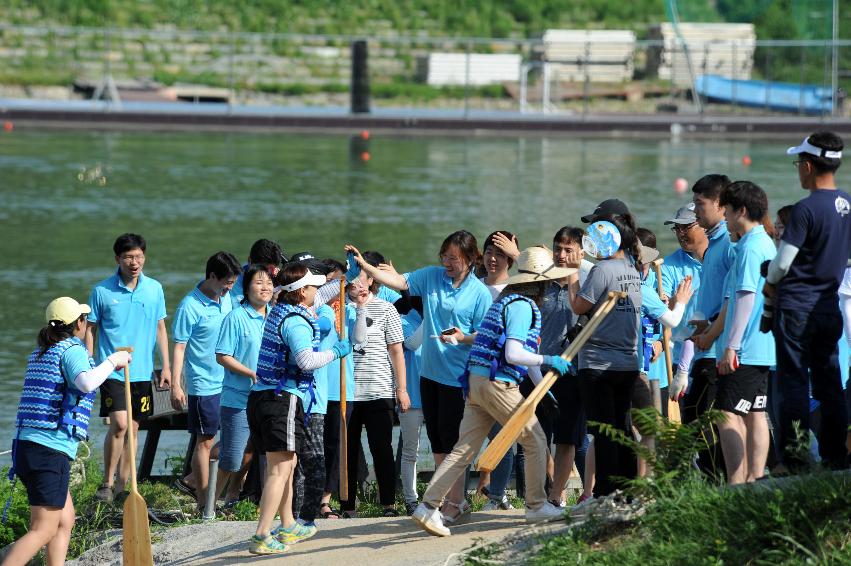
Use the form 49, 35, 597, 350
289, 251, 331, 276
580, 199, 630, 223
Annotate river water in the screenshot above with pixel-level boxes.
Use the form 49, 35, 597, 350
0, 129, 814, 472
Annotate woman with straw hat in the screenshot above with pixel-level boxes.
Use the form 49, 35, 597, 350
410, 246, 576, 537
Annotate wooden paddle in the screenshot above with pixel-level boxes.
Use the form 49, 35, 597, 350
650, 259, 681, 423
338, 278, 349, 501
117, 346, 153, 566
477, 291, 625, 472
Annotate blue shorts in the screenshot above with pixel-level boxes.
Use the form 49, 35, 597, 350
219, 406, 251, 472
14, 440, 71, 508
188, 394, 221, 436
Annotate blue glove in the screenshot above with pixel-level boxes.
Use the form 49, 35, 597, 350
545, 355, 571, 377
332, 339, 352, 359
345, 252, 361, 283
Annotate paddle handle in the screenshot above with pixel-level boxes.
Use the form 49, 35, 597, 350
117, 347, 137, 493
652, 262, 675, 387
477, 291, 625, 472
338, 278, 349, 501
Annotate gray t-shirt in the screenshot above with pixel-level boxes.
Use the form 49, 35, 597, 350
577, 257, 641, 371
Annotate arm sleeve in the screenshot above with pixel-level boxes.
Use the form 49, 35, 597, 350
171, 302, 195, 344
313, 280, 341, 308
294, 348, 336, 371
403, 267, 431, 296
73, 359, 118, 393
658, 302, 686, 329
766, 241, 800, 285
504, 338, 545, 367
677, 340, 695, 373
578, 265, 606, 305
352, 306, 368, 344
526, 365, 544, 385
404, 324, 424, 350
725, 291, 755, 351
157, 285, 167, 320
215, 312, 238, 356
841, 294, 851, 348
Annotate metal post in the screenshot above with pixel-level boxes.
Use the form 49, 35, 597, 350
800, 44, 806, 115
464, 40, 472, 119
832, 0, 839, 116
203, 458, 219, 521
519, 63, 528, 113
583, 40, 590, 117
542, 62, 551, 113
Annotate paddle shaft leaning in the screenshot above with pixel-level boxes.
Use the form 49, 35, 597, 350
116, 346, 153, 566
477, 291, 626, 472
338, 278, 349, 501
651, 259, 682, 423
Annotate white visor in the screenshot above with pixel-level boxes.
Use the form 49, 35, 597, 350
280, 272, 326, 292
786, 136, 842, 159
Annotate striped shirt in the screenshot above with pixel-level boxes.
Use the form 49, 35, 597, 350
352, 298, 404, 401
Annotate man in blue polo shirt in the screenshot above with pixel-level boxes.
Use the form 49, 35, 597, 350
715, 181, 776, 484
683, 174, 736, 478
765, 131, 851, 471
86, 233, 170, 503
171, 251, 241, 511
660, 203, 707, 400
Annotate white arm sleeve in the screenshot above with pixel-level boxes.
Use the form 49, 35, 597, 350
526, 365, 544, 385
841, 294, 851, 348
313, 280, 340, 308
766, 241, 800, 285
73, 359, 117, 394
677, 340, 695, 374
294, 348, 336, 371
404, 324, 424, 350
658, 302, 686, 329
352, 304, 369, 344
504, 338, 545, 368
725, 291, 756, 351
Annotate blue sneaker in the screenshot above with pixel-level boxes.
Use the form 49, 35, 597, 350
249, 534, 288, 555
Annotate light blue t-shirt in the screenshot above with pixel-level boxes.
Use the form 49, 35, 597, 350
471, 300, 535, 384
377, 286, 402, 304
404, 266, 492, 387
694, 222, 736, 360
640, 276, 669, 388
326, 304, 355, 403
88, 271, 167, 383
19, 339, 94, 459
660, 248, 702, 365
400, 309, 423, 409
173, 283, 233, 396
215, 303, 267, 410
251, 313, 312, 400
308, 304, 337, 415
718, 226, 777, 367
230, 269, 246, 310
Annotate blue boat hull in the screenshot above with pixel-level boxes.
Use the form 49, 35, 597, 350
695, 74, 834, 114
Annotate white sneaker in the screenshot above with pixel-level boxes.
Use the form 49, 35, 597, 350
411, 503, 451, 537
482, 495, 514, 511
525, 501, 566, 524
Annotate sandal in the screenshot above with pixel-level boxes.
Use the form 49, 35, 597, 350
341, 510, 358, 519
319, 503, 341, 519
382, 507, 400, 517
440, 500, 471, 525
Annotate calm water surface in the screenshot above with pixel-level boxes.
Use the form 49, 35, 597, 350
0, 130, 808, 471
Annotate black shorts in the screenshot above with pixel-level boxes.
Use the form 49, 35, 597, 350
187, 393, 221, 436
14, 440, 71, 508
716, 365, 769, 416
550, 374, 587, 446
419, 377, 466, 454
247, 389, 305, 454
99, 379, 153, 421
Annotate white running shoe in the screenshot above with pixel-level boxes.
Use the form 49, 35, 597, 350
411, 503, 451, 537
525, 501, 566, 524
482, 495, 515, 511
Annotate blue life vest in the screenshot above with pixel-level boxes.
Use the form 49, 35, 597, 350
15, 338, 96, 442
256, 303, 320, 412
641, 314, 661, 372
464, 294, 541, 391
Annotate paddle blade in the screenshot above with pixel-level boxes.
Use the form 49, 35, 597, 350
477, 402, 535, 473
123, 491, 153, 566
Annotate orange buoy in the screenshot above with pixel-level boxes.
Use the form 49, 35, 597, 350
674, 177, 688, 193
741, 155, 752, 167
3, 121, 13, 132
360, 130, 370, 140
360, 151, 371, 162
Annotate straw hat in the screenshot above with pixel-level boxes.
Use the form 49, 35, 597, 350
504, 246, 577, 285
